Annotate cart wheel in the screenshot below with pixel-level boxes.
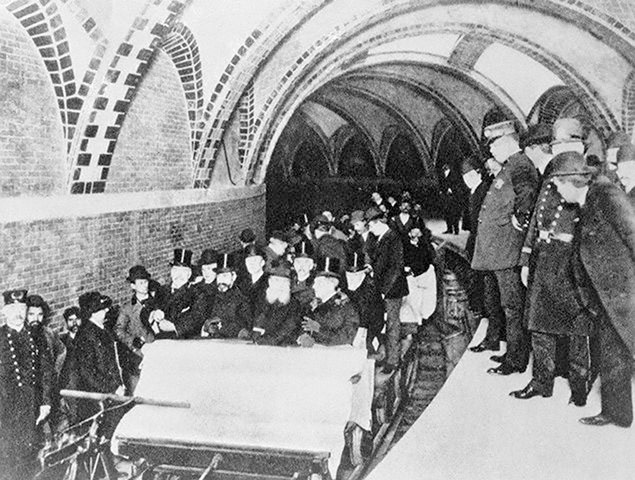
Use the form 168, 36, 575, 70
348, 425, 364, 467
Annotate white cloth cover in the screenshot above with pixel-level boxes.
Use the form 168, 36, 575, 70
400, 267, 437, 324
112, 340, 372, 474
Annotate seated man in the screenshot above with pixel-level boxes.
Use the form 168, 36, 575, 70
252, 264, 302, 345
298, 257, 360, 347
291, 240, 316, 307
263, 230, 291, 270
192, 249, 219, 328
344, 251, 384, 354
201, 253, 251, 339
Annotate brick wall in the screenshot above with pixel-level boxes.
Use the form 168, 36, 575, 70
107, 50, 193, 193
0, 14, 66, 197
0, 187, 265, 329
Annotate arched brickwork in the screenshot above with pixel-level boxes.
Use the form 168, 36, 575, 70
380, 125, 427, 180
66, 0, 190, 194
161, 22, 204, 157
623, 70, 635, 135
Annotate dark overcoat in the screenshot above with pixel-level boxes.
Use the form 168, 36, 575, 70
369, 228, 409, 299
308, 292, 360, 346
209, 287, 252, 337
253, 299, 302, 346
346, 276, 384, 335
471, 152, 539, 271
155, 283, 202, 339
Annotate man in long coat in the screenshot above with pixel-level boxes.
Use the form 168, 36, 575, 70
551, 152, 635, 427
471, 120, 539, 375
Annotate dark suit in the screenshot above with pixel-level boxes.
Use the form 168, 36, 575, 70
472, 151, 539, 370
312, 234, 347, 272
253, 299, 302, 346
346, 276, 384, 351
207, 287, 252, 338
369, 227, 409, 366
573, 177, 635, 426
156, 283, 202, 339
238, 273, 268, 315
389, 214, 423, 243
307, 292, 359, 346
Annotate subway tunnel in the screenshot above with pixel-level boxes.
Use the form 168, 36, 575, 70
0, 0, 634, 478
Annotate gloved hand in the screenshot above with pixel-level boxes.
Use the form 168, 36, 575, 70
237, 328, 251, 340
297, 333, 315, 348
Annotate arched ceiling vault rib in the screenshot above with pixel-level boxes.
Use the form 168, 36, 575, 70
325, 83, 433, 173
296, 108, 335, 173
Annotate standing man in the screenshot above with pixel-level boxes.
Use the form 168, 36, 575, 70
550, 153, 635, 427
115, 265, 156, 395
471, 120, 539, 375
365, 206, 409, 374
59, 306, 82, 427
0, 290, 53, 480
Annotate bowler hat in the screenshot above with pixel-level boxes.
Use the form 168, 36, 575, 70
295, 240, 314, 258
171, 248, 193, 268
2, 289, 28, 305
346, 251, 365, 273
267, 261, 292, 279
79, 291, 112, 318
549, 151, 596, 178
315, 257, 341, 278
521, 123, 551, 148
216, 253, 236, 273
198, 248, 219, 266
127, 265, 151, 283
239, 228, 256, 243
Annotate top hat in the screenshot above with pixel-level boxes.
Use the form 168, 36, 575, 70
171, 249, 193, 268
551, 118, 584, 145
127, 265, 151, 283
295, 240, 314, 258
364, 206, 384, 222
3, 289, 28, 305
548, 151, 596, 178
239, 228, 256, 243
483, 120, 516, 143
216, 253, 236, 273
346, 251, 365, 273
198, 248, 219, 266
521, 123, 552, 149
315, 257, 341, 278
267, 261, 292, 279
79, 291, 112, 318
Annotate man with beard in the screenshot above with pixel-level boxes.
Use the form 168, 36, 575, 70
471, 120, 539, 375
192, 249, 219, 332
298, 257, 359, 348
550, 153, 635, 427
115, 265, 156, 395
344, 251, 384, 354
0, 290, 53, 480
59, 306, 82, 427
238, 245, 269, 314
252, 264, 302, 346
291, 240, 316, 307
201, 253, 251, 339
152, 249, 203, 339
390, 200, 423, 244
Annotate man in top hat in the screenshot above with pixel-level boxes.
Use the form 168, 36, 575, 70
344, 251, 384, 354
264, 230, 292, 271
115, 265, 156, 395
550, 152, 635, 427
616, 141, 635, 207
201, 253, 251, 339
470, 119, 539, 375
291, 240, 316, 306
365, 206, 409, 373
510, 151, 595, 404
440, 163, 462, 234
238, 245, 269, 315
75, 292, 124, 423
310, 214, 347, 273
252, 263, 302, 346
152, 249, 203, 339
0, 290, 53, 480
348, 209, 376, 262
235, 229, 257, 281
192, 248, 219, 329
298, 257, 359, 348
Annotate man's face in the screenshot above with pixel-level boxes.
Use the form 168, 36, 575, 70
4, 304, 26, 330
91, 308, 108, 324
553, 178, 583, 204
313, 276, 338, 301
371, 192, 381, 204
399, 202, 411, 214
170, 266, 192, 286
486, 157, 502, 176
293, 257, 314, 278
132, 279, 149, 295
617, 161, 635, 190
462, 170, 481, 190
26, 306, 44, 326
352, 220, 367, 235
488, 138, 506, 163
66, 314, 81, 334
245, 255, 265, 275
368, 219, 383, 236
201, 264, 218, 284
216, 272, 236, 292
269, 238, 288, 256
345, 270, 365, 291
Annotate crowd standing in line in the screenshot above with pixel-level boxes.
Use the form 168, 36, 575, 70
0, 116, 634, 479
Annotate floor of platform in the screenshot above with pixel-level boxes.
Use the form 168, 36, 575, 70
366, 319, 635, 480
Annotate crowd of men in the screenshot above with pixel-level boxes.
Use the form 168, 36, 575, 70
0, 194, 437, 479
1, 114, 634, 479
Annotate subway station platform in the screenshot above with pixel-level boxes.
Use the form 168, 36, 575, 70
366, 319, 635, 480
